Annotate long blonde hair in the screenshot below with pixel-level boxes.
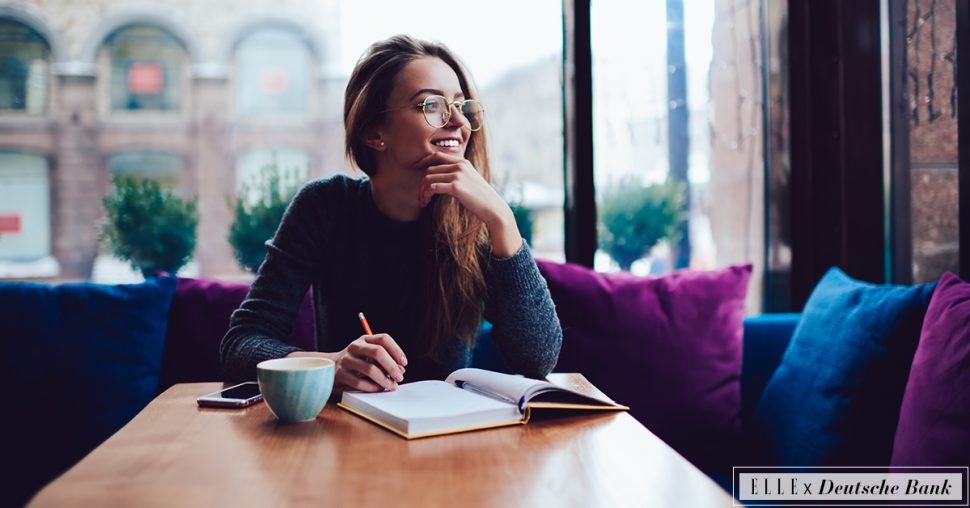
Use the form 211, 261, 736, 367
344, 35, 489, 359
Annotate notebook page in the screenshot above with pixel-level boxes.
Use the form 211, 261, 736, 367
445, 368, 549, 405
343, 380, 514, 421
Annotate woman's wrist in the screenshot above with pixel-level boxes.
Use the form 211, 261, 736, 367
486, 209, 523, 259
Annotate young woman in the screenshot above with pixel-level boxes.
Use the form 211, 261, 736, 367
220, 35, 562, 396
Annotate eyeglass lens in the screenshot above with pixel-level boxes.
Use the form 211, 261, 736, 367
424, 96, 484, 130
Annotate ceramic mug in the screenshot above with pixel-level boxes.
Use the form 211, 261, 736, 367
256, 357, 335, 423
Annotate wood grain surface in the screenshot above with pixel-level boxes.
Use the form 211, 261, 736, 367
29, 374, 736, 508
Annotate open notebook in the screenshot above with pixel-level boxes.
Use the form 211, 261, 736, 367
338, 368, 628, 439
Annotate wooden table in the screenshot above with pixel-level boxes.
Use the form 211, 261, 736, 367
30, 375, 736, 507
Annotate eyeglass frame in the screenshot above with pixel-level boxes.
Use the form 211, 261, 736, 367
382, 95, 486, 131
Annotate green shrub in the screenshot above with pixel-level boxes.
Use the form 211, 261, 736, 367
100, 175, 198, 278
229, 163, 302, 273
598, 179, 684, 271
495, 176, 535, 246
509, 202, 534, 245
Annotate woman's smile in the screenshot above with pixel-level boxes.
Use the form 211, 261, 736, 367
431, 135, 464, 155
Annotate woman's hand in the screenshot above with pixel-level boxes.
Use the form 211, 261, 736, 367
287, 334, 407, 395
415, 152, 523, 258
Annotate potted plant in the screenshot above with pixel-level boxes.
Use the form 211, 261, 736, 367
100, 175, 198, 278
228, 162, 303, 273
598, 178, 684, 271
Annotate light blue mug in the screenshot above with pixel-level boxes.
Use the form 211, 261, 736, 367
256, 357, 335, 423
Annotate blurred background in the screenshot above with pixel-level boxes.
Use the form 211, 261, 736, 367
0, 0, 961, 314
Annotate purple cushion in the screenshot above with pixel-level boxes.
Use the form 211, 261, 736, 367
891, 272, 970, 466
536, 260, 751, 476
159, 277, 315, 391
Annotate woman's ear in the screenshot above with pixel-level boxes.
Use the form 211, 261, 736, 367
363, 127, 386, 152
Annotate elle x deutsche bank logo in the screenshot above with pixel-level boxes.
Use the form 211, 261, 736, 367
733, 467, 968, 506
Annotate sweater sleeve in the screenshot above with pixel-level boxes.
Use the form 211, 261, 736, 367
482, 241, 563, 379
220, 182, 326, 382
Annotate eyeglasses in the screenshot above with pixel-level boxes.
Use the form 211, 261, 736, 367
385, 95, 486, 131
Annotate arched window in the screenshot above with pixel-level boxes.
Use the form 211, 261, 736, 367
234, 28, 312, 116
107, 150, 182, 190
0, 19, 50, 113
105, 25, 186, 111
0, 152, 50, 261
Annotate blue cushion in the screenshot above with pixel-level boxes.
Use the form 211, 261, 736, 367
0, 276, 177, 506
740, 313, 799, 427
751, 268, 935, 466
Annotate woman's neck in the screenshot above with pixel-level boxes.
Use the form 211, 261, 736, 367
370, 170, 423, 222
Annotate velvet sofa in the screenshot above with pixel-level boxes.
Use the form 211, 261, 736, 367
477, 261, 969, 489
476, 312, 802, 463
473, 311, 799, 490
4, 261, 969, 506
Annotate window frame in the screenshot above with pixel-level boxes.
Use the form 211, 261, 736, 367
562, 0, 596, 267
562, 0, 966, 310
958, 0, 970, 278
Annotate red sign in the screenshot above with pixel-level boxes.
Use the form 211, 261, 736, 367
0, 214, 21, 234
128, 63, 164, 94
259, 68, 290, 95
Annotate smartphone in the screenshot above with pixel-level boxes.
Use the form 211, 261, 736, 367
197, 382, 263, 408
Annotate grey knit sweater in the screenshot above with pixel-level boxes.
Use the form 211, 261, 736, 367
220, 175, 562, 383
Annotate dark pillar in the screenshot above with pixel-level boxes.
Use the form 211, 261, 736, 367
563, 0, 596, 267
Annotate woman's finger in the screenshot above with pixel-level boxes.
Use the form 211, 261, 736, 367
412, 151, 463, 169
336, 369, 382, 392
427, 182, 458, 198
357, 343, 404, 382
423, 172, 460, 184
425, 162, 464, 174
343, 355, 397, 391
363, 333, 408, 367
421, 172, 459, 206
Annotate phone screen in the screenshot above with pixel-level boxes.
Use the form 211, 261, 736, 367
215, 383, 261, 400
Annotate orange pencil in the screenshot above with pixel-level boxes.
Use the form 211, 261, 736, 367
358, 312, 374, 335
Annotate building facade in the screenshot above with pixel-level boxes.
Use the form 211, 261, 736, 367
0, 0, 345, 280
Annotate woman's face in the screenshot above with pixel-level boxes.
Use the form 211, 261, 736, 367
377, 57, 471, 171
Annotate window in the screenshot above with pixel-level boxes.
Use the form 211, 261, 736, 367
0, 19, 49, 112
234, 28, 312, 117
94, 150, 189, 283
591, 1, 767, 310
236, 148, 309, 205
764, 1, 792, 311
107, 150, 182, 190
105, 25, 185, 111
1, 1, 803, 285
338, 0, 565, 259
903, 0, 959, 283
0, 152, 50, 260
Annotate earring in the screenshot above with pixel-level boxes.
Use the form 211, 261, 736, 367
380, 141, 385, 147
